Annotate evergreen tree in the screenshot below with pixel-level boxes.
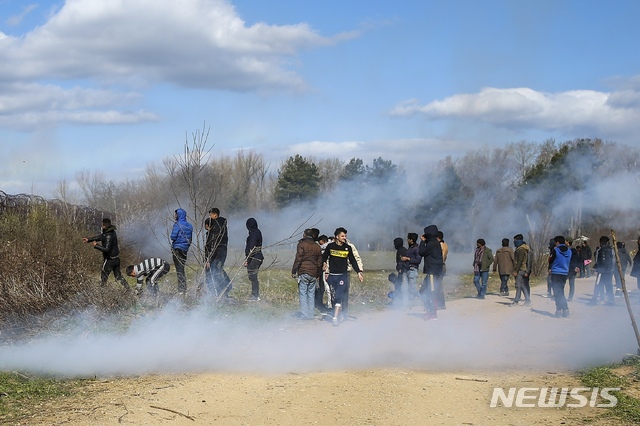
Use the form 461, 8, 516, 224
274, 155, 320, 208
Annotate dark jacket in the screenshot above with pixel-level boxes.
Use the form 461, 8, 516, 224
171, 208, 193, 251
407, 242, 421, 269
394, 238, 409, 273
632, 245, 640, 278
245, 218, 264, 262
594, 244, 614, 274
87, 225, 121, 260
419, 225, 443, 276
292, 236, 322, 278
568, 247, 581, 277
205, 216, 228, 258
322, 240, 361, 274
581, 244, 593, 261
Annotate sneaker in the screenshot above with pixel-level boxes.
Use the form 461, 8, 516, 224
510, 301, 520, 307
562, 309, 570, 318
554, 310, 563, 318
332, 317, 339, 326
423, 313, 438, 321
504, 292, 509, 297
247, 296, 261, 302
523, 301, 532, 307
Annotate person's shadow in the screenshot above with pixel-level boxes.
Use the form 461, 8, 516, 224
530, 308, 557, 318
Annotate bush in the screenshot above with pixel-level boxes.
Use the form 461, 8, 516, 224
0, 207, 135, 340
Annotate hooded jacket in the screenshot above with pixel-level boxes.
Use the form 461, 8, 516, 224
171, 208, 193, 251
549, 244, 571, 275
292, 236, 322, 278
394, 237, 409, 273
245, 218, 264, 262
419, 225, 443, 275
513, 241, 530, 273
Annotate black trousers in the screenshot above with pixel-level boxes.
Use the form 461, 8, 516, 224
172, 248, 188, 292
101, 257, 130, 290
247, 258, 263, 297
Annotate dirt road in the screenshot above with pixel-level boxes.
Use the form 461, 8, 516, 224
9, 280, 639, 425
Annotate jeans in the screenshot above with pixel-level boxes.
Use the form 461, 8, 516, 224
550, 274, 568, 312
207, 255, 231, 297
401, 269, 418, 308
473, 271, 489, 298
514, 271, 530, 303
298, 274, 317, 319
499, 274, 509, 294
567, 272, 576, 301
172, 248, 188, 292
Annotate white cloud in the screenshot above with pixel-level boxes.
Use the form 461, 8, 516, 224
0, 0, 332, 91
391, 85, 640, 139
0, 82, 158, 129
286, 140, 364, 158
0, 0, 341, 129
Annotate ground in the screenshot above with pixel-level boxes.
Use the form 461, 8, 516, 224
9, 280, 640, 425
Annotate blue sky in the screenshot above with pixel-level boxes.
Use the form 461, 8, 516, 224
1, 0, 639, 197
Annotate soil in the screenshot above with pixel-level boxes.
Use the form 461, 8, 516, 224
12, 280, 640, 425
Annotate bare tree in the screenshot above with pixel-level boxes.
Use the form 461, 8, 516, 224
507, 140, 540, 186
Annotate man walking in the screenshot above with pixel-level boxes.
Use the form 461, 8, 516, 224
472, 239, 493, 299
549, 235, 571, 317
292, 229, 323, 320
511, 234, 531, 306
494, 238, 514, 296
589, 235, 615, 306
322, 227, 363, 326
170, 208, 193, 294
83, 218, 130, 290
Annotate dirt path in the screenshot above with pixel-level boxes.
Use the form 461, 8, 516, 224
9, 280, 639, 425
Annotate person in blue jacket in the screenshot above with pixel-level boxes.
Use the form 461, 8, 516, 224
548, 235, 571, 318
171, 208, 193, 294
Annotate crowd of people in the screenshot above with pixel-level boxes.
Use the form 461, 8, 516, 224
82, 208, 263, 300
82, 215, 640, 324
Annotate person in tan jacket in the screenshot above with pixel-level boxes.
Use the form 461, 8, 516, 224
493, 238, 514, 296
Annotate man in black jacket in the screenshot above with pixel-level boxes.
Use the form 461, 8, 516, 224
83, 218, 130, 290
204, 207, 231, 297
419, 224, 443, 320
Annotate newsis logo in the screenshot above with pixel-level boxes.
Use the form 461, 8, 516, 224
490, 387, 620, 408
